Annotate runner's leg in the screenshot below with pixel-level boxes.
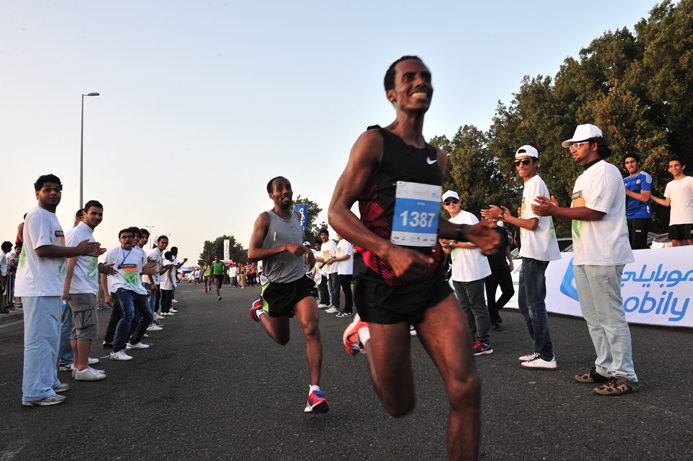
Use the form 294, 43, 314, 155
293, 296, 322, 386
362, 322, 415, 416
415, 293, 481, 461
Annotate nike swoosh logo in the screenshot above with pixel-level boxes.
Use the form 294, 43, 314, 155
426, 157, 437, 164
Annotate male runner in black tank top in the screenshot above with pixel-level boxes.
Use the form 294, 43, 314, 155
328, 56, 498, 460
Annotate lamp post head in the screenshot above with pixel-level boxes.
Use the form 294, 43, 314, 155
84, 92, 100, 97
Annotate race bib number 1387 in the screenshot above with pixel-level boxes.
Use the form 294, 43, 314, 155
391, 181, 442, 247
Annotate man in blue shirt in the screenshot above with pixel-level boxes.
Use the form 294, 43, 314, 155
623, 153, 653, 249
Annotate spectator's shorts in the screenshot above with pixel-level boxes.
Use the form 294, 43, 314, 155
260, 275, 317, 318
68, 293, 99, 340
668, 223, 693, 241
354, 273, 453, 325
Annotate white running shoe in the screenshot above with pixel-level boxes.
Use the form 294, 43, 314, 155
521, 356, 557, 370
147, 324, 163, 331
318, 304, 328, 309
519, 352, 540, 362
325, 306, 339, 314
172, 299, 179, 303
169, 308, 178, 313
110, 350, 133, 361
88, 357, 99, 365
126, 342, 150, 350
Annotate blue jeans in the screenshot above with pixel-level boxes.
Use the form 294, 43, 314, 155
328, 273, 340, 308
453, 279, 491, 343
58, 301, 74, 366
574, 265, 637, 381
22, 296, 61, 402
518, 257, 554, 360
114, 289, 153, 353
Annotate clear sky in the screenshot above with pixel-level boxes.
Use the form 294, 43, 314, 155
1, 0, 658, 265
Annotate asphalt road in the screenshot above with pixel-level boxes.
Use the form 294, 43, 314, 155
1, 282, 691, 460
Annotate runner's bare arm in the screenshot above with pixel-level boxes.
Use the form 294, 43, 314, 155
328, 130, 433, 281
247, 212, 306, 262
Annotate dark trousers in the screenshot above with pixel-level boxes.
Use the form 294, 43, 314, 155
161, 289, 173, 313
627, 218, 651, 250
339, 274, 353, 313
104, 292, 122, 343
318, 277, 329, 305
484, 268, 514, 324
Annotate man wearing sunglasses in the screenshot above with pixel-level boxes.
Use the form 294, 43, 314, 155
482, 145, 561, 370
532, 124, 637, 396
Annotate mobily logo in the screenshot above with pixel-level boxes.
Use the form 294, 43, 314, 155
623, 292, 689, 322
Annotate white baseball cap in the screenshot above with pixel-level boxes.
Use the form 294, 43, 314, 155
515, 145, 538, 159
442, 191, 459, 202
562, 124, 603, 148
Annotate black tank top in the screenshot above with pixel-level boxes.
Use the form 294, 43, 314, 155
354, 126, 445, 286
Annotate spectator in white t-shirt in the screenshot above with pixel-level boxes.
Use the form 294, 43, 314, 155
651, 155, 693, 246
63, 200, 116, 381
332, 233, 354, 318
16, 175, 104, 406
442, 191, 493, 356
534, 124, 638, 396
320, 230, 340, 313
482, 145, 561, 370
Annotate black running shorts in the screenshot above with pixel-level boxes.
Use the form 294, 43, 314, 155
261, 275, 318, 318
354, 273, 453, 325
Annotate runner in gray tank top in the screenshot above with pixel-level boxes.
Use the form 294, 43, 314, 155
261, 210, 308, 283
248, 176, 328, 414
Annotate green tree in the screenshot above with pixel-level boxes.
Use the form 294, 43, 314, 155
198, 235, 247, 266
431, 126, 512, 220
294, 195, 324, 244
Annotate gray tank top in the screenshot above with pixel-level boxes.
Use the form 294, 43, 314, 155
262, 210, 307, 283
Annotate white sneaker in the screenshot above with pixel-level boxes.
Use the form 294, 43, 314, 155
72, 366, 106, 378
110, 350, 133, 361
147, 324, 163, 331
325, 306, 339, 314
318, 304, 328, 309
518, 352, 540, 362
88, 357, 99, 365
409, 325, 417, 336
172, 299, 179, 303
169, 308, 178, 313
75, 367, 107, 381
126, 342, 150, 350
155, 314, 165, 320
164, 312, 175, 316
521, 356, 557, 370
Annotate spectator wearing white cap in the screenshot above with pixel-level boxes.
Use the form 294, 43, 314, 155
482, 145, 561, 370
441, 191, 493, 356
533, 124, 637, 396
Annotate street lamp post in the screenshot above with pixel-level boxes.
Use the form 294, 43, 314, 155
80, 92, 100, 208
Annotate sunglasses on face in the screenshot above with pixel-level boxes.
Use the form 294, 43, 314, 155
444, 199, 459, 205
570, 141, 591, 152
513, 159, 532, 167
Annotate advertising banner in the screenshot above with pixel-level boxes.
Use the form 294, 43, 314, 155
294, 205, 307, 235
543, 246, 693, 328
224, 239, 230, 261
